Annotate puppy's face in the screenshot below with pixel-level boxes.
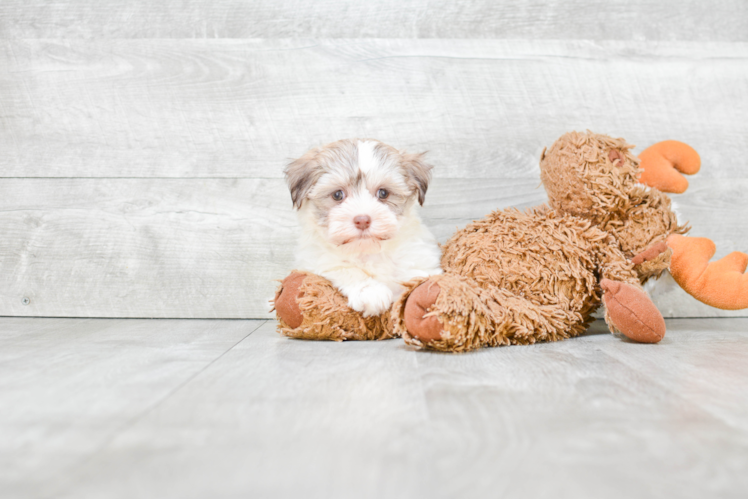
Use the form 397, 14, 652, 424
285, 139, 432, 252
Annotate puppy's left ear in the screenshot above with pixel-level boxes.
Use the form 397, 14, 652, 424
402, 152, 433, 205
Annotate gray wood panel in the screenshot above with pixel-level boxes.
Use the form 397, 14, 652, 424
2, 39, 747, 178
0, 317, 266, 497
0, 178, 297, 318
0, 178, 543, 318
1, 0, 746, 40
1, 177, 746, 318
3, 318, 744, 497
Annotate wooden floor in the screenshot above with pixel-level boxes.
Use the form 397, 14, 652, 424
2, 317, 748, 497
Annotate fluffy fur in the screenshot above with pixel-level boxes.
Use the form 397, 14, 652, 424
540, 132, 687, 265
389, 131, 682, 351
284, 139, 442, 318
274, 271, 395, 341
274, 131, 687, 349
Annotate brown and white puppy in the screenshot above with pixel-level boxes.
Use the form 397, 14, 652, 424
285, 139, 442, 317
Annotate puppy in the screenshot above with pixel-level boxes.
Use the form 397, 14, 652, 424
285, 139, 442, 317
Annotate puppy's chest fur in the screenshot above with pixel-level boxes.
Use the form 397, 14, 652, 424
296, 206, 442, 294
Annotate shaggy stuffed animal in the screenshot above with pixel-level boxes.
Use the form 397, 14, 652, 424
274, 131, 748, 352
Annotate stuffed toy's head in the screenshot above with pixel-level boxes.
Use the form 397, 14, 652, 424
540, 130, 748, 311
540, 131, 685, 260
540, 131, 640, 221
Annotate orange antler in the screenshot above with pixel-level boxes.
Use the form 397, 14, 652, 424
667, 234, 748, 310
638, 140, 701, 193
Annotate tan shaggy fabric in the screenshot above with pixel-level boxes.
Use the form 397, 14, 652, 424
393, 206, 644, 351
541, 131, 687, 267
394, 131, 687, 352
392, 273, 586, 352
635, 246, 673, 283
273, 270, 396, 342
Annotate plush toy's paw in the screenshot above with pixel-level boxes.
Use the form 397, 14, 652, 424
631, 241, 673, 283
631, 241, 669, 265
394, 274, 491, 352
601, 279, 666, 343
274, 272, 306, 328
668, 234, 748, 310
638, 140, 700, 194
274, 271, 396, 341
346, 280, 395, 317
403, 280, 444, 343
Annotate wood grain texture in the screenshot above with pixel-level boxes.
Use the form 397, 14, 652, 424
2, 39, 747, 178
3, 318, 744, 497
1, 177, 746, 318
0, 178, 543, 318
0, 317, 265, 497
1, 0, 746, 40
0, 178, 296, 318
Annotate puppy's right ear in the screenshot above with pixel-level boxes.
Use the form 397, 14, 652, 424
284, 149, 323, 209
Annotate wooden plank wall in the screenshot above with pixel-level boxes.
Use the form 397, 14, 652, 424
1, 1, 747, 318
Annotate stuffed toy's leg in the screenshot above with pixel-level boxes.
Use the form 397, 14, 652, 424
394, 273, 665, 351
273, 271, 396, 341
392, 274, 586, 352
396, 238, 666, 351
597, 243, 667, 343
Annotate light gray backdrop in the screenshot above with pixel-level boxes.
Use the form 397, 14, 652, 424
1, 0, 747, 318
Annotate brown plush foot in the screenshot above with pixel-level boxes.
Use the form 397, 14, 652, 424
601, 279, 666, 343
274, 272, 306, 329
403, 280, 444, 343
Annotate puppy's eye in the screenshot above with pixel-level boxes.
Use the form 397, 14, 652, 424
332, 190, 345, 202
377, 188, 389, 200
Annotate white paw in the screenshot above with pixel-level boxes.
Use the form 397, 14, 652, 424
346, 281, 394, 317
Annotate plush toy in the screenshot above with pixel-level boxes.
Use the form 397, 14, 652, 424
274, 131, 748, 352
633, 139, 748, 311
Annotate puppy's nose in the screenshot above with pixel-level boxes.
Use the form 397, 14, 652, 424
353, 215, 371, 230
